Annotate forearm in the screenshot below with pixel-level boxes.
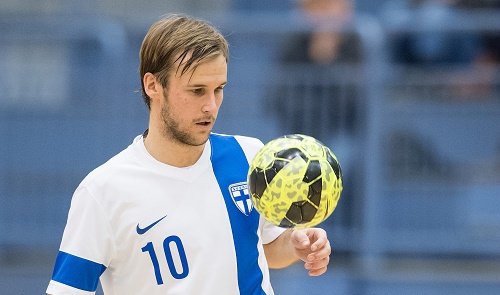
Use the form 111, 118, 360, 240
263, 229, 299, 269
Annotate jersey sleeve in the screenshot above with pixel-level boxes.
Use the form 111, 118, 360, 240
259, 216, 286, 244
47, 185, 115, 294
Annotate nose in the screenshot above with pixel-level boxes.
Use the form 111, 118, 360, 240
201, 92, 220, 113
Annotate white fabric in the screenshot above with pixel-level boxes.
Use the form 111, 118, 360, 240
47, 134, 285, 295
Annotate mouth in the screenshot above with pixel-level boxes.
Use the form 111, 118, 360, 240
195, 118, 214, 127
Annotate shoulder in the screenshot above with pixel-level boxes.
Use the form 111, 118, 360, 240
80, 139, 139, 191
209, 133, 264, 163
234, 135, 264, 164
224, 134, 264, 163
234, 135, 264, 150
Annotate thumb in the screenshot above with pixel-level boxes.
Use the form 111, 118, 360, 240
291, 229, 310, 249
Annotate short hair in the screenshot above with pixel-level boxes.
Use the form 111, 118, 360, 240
139, 14, 229, 109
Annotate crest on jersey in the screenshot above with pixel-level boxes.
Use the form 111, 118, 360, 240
228, 182, 253, 216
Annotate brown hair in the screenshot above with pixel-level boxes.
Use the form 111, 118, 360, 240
139, 14, 229, 109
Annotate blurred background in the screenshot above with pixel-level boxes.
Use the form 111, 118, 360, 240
1, 0, 499, 294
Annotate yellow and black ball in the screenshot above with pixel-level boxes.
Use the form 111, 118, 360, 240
248, 134, 343, 229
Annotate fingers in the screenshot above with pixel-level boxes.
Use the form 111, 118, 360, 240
304, 256, 329, 277
310, 237, 330, 258
294, 228, 331, 276
305, 254, 329, 276
293, 228, 330, 255
291, 229, 311, 250
307, 237, 330, 275
309, 229, 328, 252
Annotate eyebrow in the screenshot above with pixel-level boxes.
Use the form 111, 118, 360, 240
186, 82, 227, 88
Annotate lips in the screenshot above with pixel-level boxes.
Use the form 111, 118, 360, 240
195, 117, 215, 126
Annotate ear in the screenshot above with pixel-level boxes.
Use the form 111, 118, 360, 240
143, 72, 162, 102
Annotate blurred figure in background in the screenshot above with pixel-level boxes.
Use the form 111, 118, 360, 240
389, 0, 499, 100
269, 0, 362, 140
284, 0, 359, 65
390, 0, 480, 66
451, 0, 500, 98
383, 0, 499, 180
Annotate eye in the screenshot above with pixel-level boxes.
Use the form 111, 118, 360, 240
191, 88, 205, 95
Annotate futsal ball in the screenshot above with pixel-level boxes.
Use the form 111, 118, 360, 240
247, 134, 342, 229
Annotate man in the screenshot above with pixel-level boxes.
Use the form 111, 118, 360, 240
47, 14, 331, 295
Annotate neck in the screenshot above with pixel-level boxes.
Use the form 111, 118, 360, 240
143, 127, 206, 167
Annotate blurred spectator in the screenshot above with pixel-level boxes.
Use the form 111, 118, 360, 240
389, 0, 500, 100
269, 0, 362, 141
283, 0, 360, 66
457, 0, 500, 10
451, 0, 500, 98
390, 0, 481, 65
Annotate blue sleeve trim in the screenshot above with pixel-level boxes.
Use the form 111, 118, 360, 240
51, 251, 107, 292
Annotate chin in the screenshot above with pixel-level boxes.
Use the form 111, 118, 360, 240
183, 133, 211, 147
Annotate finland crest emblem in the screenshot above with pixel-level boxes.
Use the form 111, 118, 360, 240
228, 182, 253, 216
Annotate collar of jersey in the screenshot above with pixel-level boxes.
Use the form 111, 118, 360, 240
132, 135, 212, 181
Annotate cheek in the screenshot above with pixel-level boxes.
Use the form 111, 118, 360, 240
164, 89, 189, 109
216, 92, 224, 107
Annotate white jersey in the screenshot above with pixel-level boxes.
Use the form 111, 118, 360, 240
47, 133, 285, 295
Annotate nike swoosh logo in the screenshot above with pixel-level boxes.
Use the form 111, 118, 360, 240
136, 215, 167, 235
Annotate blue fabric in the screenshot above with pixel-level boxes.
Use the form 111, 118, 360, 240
52, 251, 106, 292
210, 134, 267, 295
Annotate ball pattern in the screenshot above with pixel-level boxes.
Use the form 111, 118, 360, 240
248, 134, 342, 229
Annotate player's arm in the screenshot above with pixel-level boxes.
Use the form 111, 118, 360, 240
46, 186, 112, 294
263, 229, 298, 268
263, 228, 331, 276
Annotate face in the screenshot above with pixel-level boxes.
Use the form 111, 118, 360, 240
159, 54, 227, 147
303, 0, 352, 21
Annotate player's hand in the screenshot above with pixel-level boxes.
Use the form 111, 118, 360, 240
291, 228, 331, 276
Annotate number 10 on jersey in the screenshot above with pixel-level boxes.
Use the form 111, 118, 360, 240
141, 235, 190, 285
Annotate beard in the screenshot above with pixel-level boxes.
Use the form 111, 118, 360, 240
160, 95, 213, 147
